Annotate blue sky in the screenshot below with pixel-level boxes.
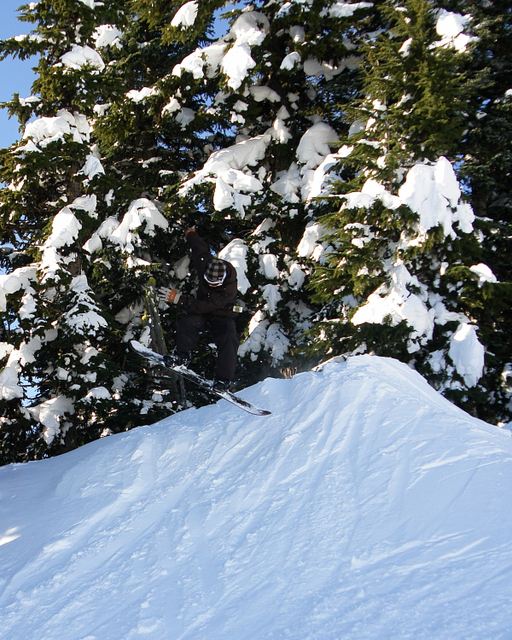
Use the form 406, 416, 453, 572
0, 0, 37, 149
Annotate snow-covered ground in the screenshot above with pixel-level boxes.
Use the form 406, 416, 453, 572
1, 355, 511, 640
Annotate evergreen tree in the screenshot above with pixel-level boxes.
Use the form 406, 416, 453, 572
0, 0, 203, 463
0, 0, 123, 462
135, 0, 378, 386
304, 0, 510, 423
443, 0, 512, 423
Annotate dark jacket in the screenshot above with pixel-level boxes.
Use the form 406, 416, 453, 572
177, 231, 238, 318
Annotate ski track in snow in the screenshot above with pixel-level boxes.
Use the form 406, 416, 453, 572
1, 355, 512, 639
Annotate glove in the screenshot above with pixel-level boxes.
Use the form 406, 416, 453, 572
158, 286, 181, 305
185, 227, 196, 238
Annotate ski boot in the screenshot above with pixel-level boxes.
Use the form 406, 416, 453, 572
212, 376, 232, 392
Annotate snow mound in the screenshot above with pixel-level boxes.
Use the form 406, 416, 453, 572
1, 356, 511, 639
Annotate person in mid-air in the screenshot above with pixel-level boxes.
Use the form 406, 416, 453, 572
159, 228, 239, 392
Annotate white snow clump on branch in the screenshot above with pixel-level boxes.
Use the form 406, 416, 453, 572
219, 239, 251, 294
22, 109, 90, 147
448, 323, 485, 387
171, 1, 198, 29
469, 264, 497, 286
297, 122, 338, 169
0, 333, 51, 402
297, 222, 328, 261
28, 396, 75, 445
399, 156, 475, 238
280, 51, 301, 70
238, 311, 290, 364
179, 133, 269, 215
93, 25, 123, 49
45, 207, 82, 249
77, 0, 100, 7
63, 275, 109, 335
323, 2, 374, 18
60, 45, 105, 72
0, 364, 23, 401
83, 198, 169, 255
172, 11, 269, 90
436, 10, 474, 53
126, 87, 159, 103
0, 266, 37, 312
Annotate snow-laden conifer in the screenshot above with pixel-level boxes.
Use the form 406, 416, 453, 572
444, 0, 512, 423
304, 0, 510, 423
137, 0, 377, 385
0, 0, 193, 462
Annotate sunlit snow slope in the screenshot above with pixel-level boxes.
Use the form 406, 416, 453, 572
1, 355, 512, 640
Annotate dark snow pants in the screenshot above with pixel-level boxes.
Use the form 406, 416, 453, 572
176, 313, 239, 381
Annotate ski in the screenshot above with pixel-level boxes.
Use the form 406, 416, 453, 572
130, 340, 271, 416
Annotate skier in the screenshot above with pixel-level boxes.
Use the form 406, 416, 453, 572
158, 228, 239, 391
